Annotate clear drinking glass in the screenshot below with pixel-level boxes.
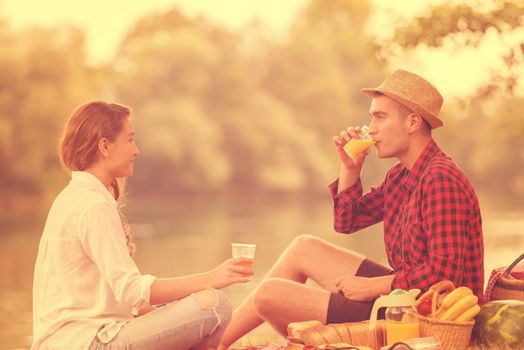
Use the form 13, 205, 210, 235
343, 125, 375, 159
231, 243, 256, 269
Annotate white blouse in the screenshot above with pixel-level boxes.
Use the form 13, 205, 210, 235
32, 171, 156, 350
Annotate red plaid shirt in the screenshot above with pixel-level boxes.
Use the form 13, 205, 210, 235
329, 139, 484, 299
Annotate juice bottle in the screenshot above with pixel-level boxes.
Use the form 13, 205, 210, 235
369, 289, 421, 348
385, 311, 420, 344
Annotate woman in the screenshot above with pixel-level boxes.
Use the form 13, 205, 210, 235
32, 101, 253, 350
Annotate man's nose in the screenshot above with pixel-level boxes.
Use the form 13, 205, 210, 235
368, 122, 378, 134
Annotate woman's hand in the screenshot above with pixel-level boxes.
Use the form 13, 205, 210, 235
207, 257, 254, 289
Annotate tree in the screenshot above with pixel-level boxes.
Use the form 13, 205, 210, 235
373, 0, 524, 203
0, 22, 103, 196
109, 5, 378, 194
379, 0, 524, 98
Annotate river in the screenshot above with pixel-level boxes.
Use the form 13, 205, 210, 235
1, 194, 522, 349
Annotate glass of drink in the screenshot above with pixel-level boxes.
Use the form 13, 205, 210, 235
343, 125, 375, 159
231, 243, 256, 270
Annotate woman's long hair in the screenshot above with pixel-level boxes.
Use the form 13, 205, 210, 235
59, 101, 136, 256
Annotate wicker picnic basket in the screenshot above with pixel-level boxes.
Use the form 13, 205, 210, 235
414, 281, 474, 350
490, 253, 524, 302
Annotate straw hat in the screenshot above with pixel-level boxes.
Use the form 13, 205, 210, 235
361, 69, 444, 128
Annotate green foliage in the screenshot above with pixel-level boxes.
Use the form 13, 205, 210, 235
0, 23, 103, 195
110, 1, 383, 194
381, 0, 524, 97
0, 0, 522, 202
436, 97, 524, 199
392, 1, 524, 48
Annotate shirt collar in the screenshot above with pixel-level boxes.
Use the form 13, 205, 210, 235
401, 139, 442, 193
71, 171, 117, 205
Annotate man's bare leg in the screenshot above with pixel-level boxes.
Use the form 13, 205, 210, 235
252, 278, 331, 334
218, 234, 366, 349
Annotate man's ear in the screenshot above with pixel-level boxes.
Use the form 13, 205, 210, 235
407, 113, 423, 134
98, 138, 110, 158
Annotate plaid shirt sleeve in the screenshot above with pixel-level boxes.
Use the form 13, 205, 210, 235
392, 173, 470, 291
329, 178, 385, 233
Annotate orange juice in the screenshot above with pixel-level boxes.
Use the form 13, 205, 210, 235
343, 139, 375, 159
385, 322, 420, 345
238, 261, 253, 269
237, 260, 253, 276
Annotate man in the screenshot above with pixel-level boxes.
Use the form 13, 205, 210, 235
218, 69, 484, 349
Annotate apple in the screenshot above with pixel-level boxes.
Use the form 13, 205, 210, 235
417, 297, 432, 316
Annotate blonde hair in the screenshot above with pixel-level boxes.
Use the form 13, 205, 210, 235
60, 101, 136, 256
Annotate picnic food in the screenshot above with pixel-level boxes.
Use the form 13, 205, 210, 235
287, 320, 323, 340
290, 320, 385, 349
374, 288, 420, 345
438, 294, 478, 321
440, 286, 473, 309
414, 281, 478, 349
472, 299, 524, 348
301, 325, 335, 346
414, 280, 480, 322
416, 296, 432, 316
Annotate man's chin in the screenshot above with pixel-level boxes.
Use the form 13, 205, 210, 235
377, 151, 393, 159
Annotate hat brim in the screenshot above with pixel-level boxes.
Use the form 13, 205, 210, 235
361, 88, 443, 129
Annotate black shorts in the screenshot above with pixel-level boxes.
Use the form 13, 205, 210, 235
326, 259, 394, 324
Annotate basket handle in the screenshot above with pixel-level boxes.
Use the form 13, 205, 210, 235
503, 253, 524, 276
412, 280, 455, 318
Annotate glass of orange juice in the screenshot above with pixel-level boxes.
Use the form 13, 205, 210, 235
343, 125, 375, 159
232, 243, 256, 271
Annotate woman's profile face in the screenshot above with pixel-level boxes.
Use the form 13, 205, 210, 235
106, 117, 139, 178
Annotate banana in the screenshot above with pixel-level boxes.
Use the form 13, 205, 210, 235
438, 294, 478, 321
455, 304, 481, 322
441, 286, 473, 310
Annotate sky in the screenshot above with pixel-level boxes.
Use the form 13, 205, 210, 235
1, 0, 521, 99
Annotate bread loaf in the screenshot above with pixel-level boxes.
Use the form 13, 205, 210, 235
287, 320, 323, 339
301, 328, 327, 346
289, 320, 385, 349
329, 323, 351, 343
345, 320, 385, 349
318, 325, 342, 343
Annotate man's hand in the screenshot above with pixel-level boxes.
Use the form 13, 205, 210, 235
334, 274, 395, 301
333, 126, 371, 193
332, 126, 370, 171
207, 257, 253, 289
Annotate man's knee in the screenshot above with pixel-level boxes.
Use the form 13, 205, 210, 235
253, 278, 287, 317
291, 234, 322, 253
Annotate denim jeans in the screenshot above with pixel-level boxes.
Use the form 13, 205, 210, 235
88, 289, 232, 350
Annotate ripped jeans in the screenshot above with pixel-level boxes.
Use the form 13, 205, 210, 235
88, 289, 232, 350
